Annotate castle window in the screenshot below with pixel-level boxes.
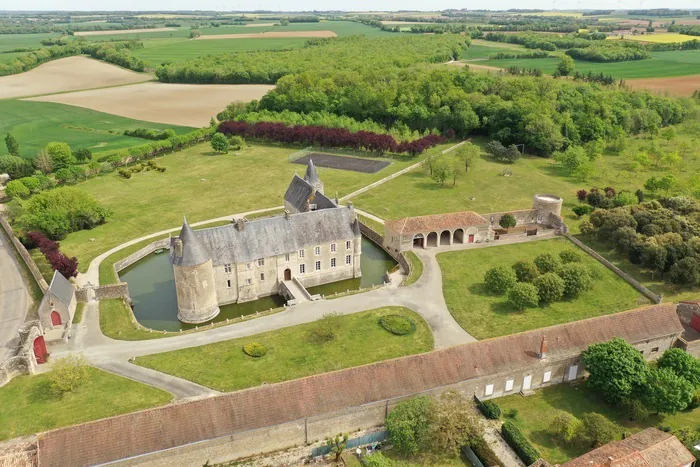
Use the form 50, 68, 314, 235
315, 261, 321, 271
224, 264, 232, 273
299, 264, 306, 274
258, 258, 265, 267
299, 249, 305, 258
504, 379, 514, 392
314, 246, 321, 256
226, 280, 231, 288
260, 273, 265, 282
651, 347, 659, 353
331, 258, 336, 268
285, 253, 290, 262
246, 278, 252, 285
346, 255, 352, 265
346, 240, 351, 250
331, 243, 337, 253
247, 263, 252, 270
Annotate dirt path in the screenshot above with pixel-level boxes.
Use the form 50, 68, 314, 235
195, 31, 337, 39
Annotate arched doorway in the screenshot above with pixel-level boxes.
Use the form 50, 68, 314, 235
426, 232, 438, 248
33, 336, 48, 364
50, 310, 61, 326
284, 269, 292, 281
440, 230, 451, 246
453, 229, 465, 244
412, 234, 424, 249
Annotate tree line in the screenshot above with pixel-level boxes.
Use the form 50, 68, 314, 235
566, 43, 651, 62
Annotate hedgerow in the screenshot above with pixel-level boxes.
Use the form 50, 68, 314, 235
502, 420, 541, 465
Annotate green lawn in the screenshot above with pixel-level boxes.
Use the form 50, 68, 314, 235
0, 100, 193, 157
59, 142, 448, 270
72, 302, 86, 324
134, 306, 434, 392
403, 251, 424, 287
29, 247, 54, 284
0, 366, 171, 441
437, 238, 646, 339
497, 383, 700, 464
100, 298, 169, 340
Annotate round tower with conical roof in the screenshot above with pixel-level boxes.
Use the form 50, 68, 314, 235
170, 217, 220, 324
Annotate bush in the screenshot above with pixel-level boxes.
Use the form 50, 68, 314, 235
242, 342, 267, 357
557, 263, 593, 297
534, 252, 561, 274
228, 134, 245, 150
485, 140, 521, 163
386, 396, 432, 456
26, 231, 79, 278
379, 314, 416, 335
73, 147, 92, 162
211, 133, 230, 153
361, 453, 394, 467
308, 312, 341, 344
505, 408, 519, 419
580, 220, 596, 235
484, 266, 517, 294
123, 128, 176, 140
559, 250, 582, 263
533, 272, 565, 303
499, 213, 517, 229
507, 282, 539, 311
512, 260, 539, 283
118, 169, 132, 179
502, 420, 541, 465
572, 204, 594, 218
470, 435, 504, 467
551, 412, 579, 443
574, 413, 618, 448
4, 180, 30, 199
49, 355, 90, 395
476, 398, 501, 419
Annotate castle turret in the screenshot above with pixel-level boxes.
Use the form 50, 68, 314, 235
170, 217, 220, 324
351, 211, 362, 278
304, 159, 324, 195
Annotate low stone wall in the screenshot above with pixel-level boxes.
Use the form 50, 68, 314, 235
0, 215, 48, 293
358, 221, 409, 274
0, 356, 31, 388
93, 283, 130, 301
0, 321, 41, 388
483, 209, 537, 227
565, 234, 661, 304
0, 437, 38, 467
114, 238, 170, 274
75, 288, 88, 302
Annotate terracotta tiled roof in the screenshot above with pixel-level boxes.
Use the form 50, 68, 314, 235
36, 304, 683, 467
562, 428, 695, 467
384, 211, 488, 235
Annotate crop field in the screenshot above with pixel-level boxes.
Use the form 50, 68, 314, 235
0, 99, 192, 156
607, 32, 700, 43
625, 74, 700, 97
459, 39, 528, 60
0, 56, 150, 99
0, 32, 58, 52
73, 27, 178, 36
195, 30, 338, 39
27, 82, 274, 127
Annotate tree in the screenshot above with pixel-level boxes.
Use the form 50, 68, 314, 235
582, 338, 650, 404
657, 348, 700, 388
559, 250, 581, 263
54, 168, 74, 184
512, 260, 539, 282
550, 412, 579, 443
499, 213, 517, 230
325, 433, 348, 462
431, 158, 453, 186
657, 174, 677, 195
556, 55, 575, 77
46, 142, 75, 170
455, 141, 480, 173
484, 266, 518, 294
669, 257, 700, 287
386, 396, 432, 456
507, 282, 540, 311
554, 146, 593, 180
211, 133, 230, 154
74, 148, 92, 162
19, 176, 41, 194
86, 160, 102, 177
660, 126, 676, 144
485, 140, 520, 163
533, 272, 565, 303
557, 263, 593, 297
534, 253, 561, 274
34, 149, 53, 174
4, 180, 30, 199
189, 28, 201, 38
572, 204, 593, 218
574, 413, 618, 448
48, 354, 90, 394
5, 133, 19, 156
644, 368, 694, 414
0, 155, 33, 179
428, 391, 480, 455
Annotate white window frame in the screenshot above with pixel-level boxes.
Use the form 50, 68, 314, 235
331, 258, 336, 268
314, 246, 321, 256
504, 379, 514, 392
315, 260, 321, 271
299, 249, 305, 258
224, 264, 232, 273
346, 240, 351, 250
543, 370, 552, 383
257, 258, 264, 267
484, 384, 494, 397
299, 264, 306, 274
346, 255, 352, 265
331, 243, 337, 253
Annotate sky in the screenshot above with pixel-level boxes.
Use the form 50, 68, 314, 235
7, 1, 700, 12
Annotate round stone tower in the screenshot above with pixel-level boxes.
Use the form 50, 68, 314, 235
170, 218, 220, 324
533, 194, 563, 222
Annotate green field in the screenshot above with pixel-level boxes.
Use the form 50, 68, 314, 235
0, 100, 193, 157
58, 142, 448, 269
486, 50, 700, 79
0, 366, 171, 441
0, 32, 59, 53
498, 383, 700, 464
135, 307, 433, 392
437, 238, 646, 339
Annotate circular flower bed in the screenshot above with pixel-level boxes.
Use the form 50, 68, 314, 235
379, 314, 416, 336
242, 342, 268, 357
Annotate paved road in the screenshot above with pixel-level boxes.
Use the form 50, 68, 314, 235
0, 229, 29, 362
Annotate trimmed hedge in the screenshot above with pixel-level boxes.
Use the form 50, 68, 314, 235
379, 314, 417, 336
469, 435, 505, 467
242, 342, 268, 357
501, 420, 541, 465
476, 397, 501, 420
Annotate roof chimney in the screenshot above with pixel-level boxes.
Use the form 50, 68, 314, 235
539, 336, 548, 359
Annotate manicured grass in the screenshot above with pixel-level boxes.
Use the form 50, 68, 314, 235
437, 238, 646, 339
100, 298, 165, 340
28, 247, 54, 284
497, 383, 700, 464
403, 251, 424, 287
357, 213, 385, 234
134, 306, 434, 392
60, 142, 447, 270
72, 302, 85, 324
0, 366, 171, 441
0, 100, 193, 157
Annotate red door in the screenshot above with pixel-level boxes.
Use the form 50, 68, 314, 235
691, 314, 700, 333
468, 235, 475, 243
33, 336, 48, 364
50, 310, 61, 326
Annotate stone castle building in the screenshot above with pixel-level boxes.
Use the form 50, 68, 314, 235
170, 160, 362, 323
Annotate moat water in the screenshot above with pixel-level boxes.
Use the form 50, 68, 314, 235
119, 236, 396, 331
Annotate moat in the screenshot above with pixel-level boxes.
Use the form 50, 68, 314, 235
119, 236, 396, 331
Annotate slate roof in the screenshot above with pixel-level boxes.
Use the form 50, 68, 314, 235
170, 218, 212, 267
562, 428, 695, 467
284, 174, 314, 212
181, 207, 359, 266
304, 159, 321, 186
36, 304, 684, 467
48, 271, 73, 308
385, 211, 489, 235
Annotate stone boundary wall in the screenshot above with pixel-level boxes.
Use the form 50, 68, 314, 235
0, 437, 38, 467
0, 356, 31, 388
0, 215, 48, 293
114, 238, 170, 274
358, 221, 410, 276
565, 234, 661, 304
0, 321, 41, 388
93, 283, 130, 301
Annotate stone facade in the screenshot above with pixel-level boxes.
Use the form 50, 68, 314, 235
0, 321, 42, 388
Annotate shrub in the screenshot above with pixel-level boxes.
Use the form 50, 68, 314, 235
551, 412, 579, 443
499, 213, 517, 229
379, 314, 416, 335
73, 147, 92, 162
49, 355, 90, 395
506, 408, 519, 419
470, 435, 503, 467
576, 189, 588, 201
361, 453, 394, 467
533, 272, 565, 303
574, 413, 618, 448
580, 220, 596, 235
557, 263, 593, 297
228, 135, 245, 150
484, 266, 517, 294
46, 141, 75, 170
26, 231, 79, 278
534, 252, 561, 274
308, 312, 341, 344
0, 155, 33, 179
211, 133, 230, 153
572, 204, 593, 218
4, 180, 30, 199
386, 396, 432, 456
507, 282, 540, 311
559, 250, 582, 263
623, 398, 651, 421
512, 260, 539, 282
502, 420, 541, 465
242, 342, 267, 357
476, 398, 501, 419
